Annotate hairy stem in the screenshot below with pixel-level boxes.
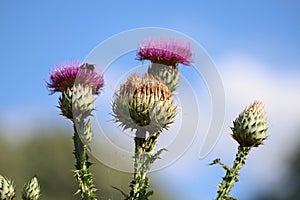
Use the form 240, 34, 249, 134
73, 121, 97, 200
128, 131, 162, 200
216, 146, 251, 200
129, 130, 147, 200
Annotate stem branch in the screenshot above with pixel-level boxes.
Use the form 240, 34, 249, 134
128, 130, 162, 200
216, 146, 251, 200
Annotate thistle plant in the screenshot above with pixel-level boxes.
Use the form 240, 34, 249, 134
137, 37, 192, 91
112, 74, 176, 200
110, 37, 193, 199
48, 61, 104, 200
22, 176, 41, 200
0, 31, 271, 199
212, 101, 268, 200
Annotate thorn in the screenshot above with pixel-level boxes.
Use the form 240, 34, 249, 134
209, 158, 220, 165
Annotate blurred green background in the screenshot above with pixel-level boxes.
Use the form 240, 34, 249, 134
0, 129, 169, 200
255, 135, 300, 200
2, 127, 300, 200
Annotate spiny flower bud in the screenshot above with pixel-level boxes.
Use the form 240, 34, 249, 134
58, 85, 95, 121
148, 63, 180, 92
231, 101, 268, 147
112, 74, 176, 135
0, 175, 15, 200
22, 176, 41, 200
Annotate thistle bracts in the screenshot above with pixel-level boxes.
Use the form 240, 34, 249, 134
0, 175, 15, 200
58, 85, 95, 121
148, 63, 180, 92
214, 101, 268, 200
231, 101, 268, 147
48, 61, 103, 200
112, 74, 176, 135
22, 176, 41, 200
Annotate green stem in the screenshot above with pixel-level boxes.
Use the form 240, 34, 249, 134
216, 146, 251, 200
73, 121, 97, 200
129, 130, 146, 200
128, 130, 163, 200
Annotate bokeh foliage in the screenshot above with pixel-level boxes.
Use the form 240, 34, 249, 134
0, 130, 167, 200
256, 137, 300, 200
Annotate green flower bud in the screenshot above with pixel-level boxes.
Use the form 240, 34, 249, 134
58, 85, 95, 121
112, 74, 176, 135
231, 101, 268, 147
22, 176, 41, 200
148, 63, 180, 92
0, 175, 15, 200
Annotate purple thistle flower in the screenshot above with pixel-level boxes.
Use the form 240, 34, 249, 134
47, 61, 104, 95
137, 37, 193, 66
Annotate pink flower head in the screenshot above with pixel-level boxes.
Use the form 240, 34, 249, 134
137, 37, 193, 66
47, 61, 104, 95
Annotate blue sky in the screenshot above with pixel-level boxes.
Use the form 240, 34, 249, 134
1, 1, 300, 199
0, 1, 299, 109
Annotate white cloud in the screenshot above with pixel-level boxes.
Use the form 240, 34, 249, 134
154, 52, 300, 199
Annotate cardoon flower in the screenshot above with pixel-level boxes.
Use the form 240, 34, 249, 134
231, 100, 268, 147
47, 61, 104, 95
112, 74, 176, 135
137, 37, 192, 66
